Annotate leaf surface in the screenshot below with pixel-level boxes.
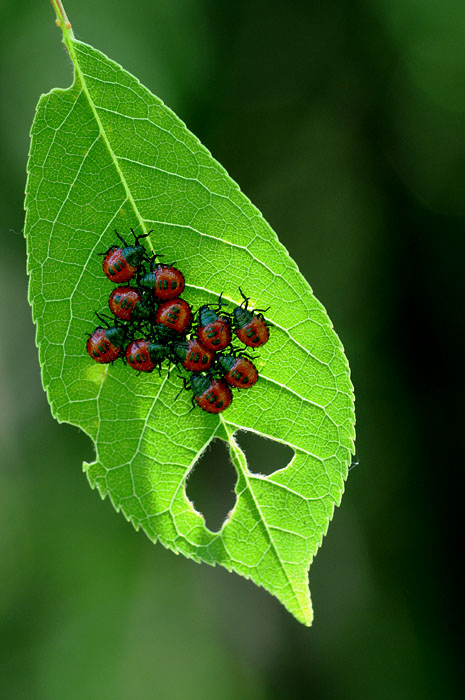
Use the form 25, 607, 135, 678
25, 11, 355, 625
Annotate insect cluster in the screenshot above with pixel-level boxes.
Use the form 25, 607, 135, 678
86, 229, 270, 413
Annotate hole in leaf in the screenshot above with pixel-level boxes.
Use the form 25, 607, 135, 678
186, 439, 237, 533
235, 431, 294, 476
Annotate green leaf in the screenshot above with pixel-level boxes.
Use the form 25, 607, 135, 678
24, 5, 355, 625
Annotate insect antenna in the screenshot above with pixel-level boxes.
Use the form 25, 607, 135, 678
115, 229, 128, 247
95, 312, 111, 328
213, 292, 230, 314
97, 245, 117, 256
253, 306, 270, 314
238, 287, 250, 309
131, 228, 153, 245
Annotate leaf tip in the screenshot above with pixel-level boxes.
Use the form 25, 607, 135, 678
293, 592, 313, 627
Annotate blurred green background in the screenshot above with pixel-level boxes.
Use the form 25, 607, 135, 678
0, 0, 462, 698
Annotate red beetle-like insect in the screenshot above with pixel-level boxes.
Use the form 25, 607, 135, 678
141, 263, 185, 301
233, 290, 270, 348
173, 338, 215, 372
156, 298, 192, 334
101, 229, 151, 283
196, 304, 232, 351
216, 353, 258, 388
190, 373, 233, 414
108, 286, 150, 322
125, 339, 170, 373
86, 317, 126, 364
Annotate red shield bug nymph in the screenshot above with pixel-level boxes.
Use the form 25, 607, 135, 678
196, 304, 232, 351
173, 338, 216, 372
108, 286, 150, 322
141, 262, 185, 301
125, 339, 170, 373
86, 314, 126, 364
233, 290, 270, 348
216, 353, 258, 388
101, 228, 152, 283
190, 373, 233, 414
155, 298, 192, 334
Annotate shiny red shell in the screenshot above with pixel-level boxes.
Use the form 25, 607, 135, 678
235, 315, 269, 348
86, 328, 122, 364
181, 339, 215, 372
223, 357, 258, 388
125, 339, 156, 373
103, 248, 138, 283
109, 286, 142, 321
152, 265, 185, 301
197, 316, 232, 351
156, 298, 192, 334
195, 378, 233, 414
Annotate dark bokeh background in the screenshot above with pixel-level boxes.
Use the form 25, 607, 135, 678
1, 1, 462, 698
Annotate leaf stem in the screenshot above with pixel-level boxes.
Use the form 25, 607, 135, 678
50, 0, 75, 41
